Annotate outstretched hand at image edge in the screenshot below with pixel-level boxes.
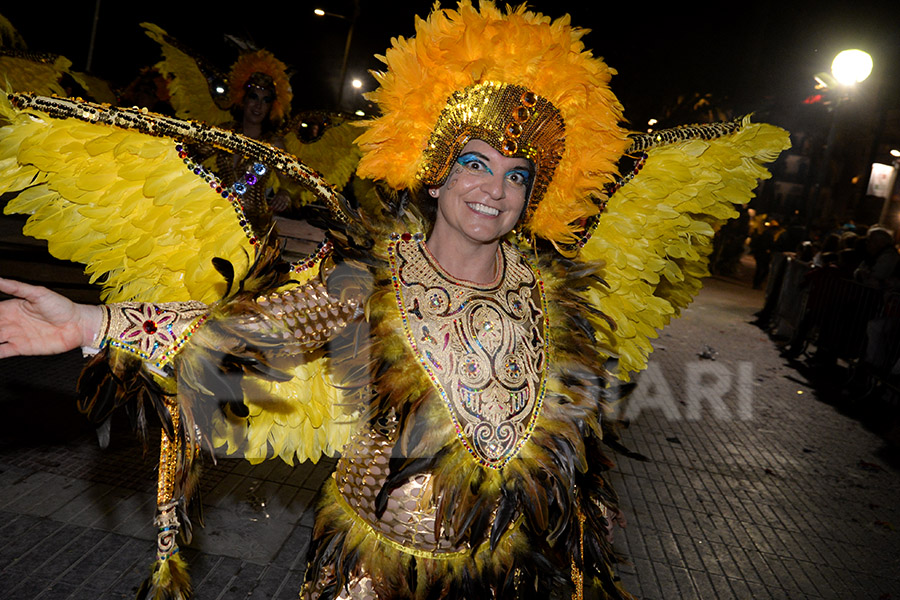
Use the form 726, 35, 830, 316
0, 278, 102, 358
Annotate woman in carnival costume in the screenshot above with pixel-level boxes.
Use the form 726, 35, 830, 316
144, 22, 299, 227
141, 24, 348, 252
0, 1, 790, 598
199, 49, 297, 227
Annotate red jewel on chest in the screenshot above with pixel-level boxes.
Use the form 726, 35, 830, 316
143, 320, 158, 334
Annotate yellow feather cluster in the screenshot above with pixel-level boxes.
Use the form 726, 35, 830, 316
208, 262, 362, 466
581, 117, 791, 379
145, 551, 191, 599
227, 50, 292, 123
211, 351, 359, 465
355, 0, 628, 244
0, 95, 254, 304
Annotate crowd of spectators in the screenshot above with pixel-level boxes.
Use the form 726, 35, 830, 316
749, 218, 900, 446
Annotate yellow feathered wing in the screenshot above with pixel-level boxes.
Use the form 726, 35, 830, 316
141, 22, 231, 125
0, 95, 252, 303
581, 117, 791, 380
0, 53, 116, 103
283, 116, 363, 207
0, 94, 355, 464
0, 13, 27, 49
0, 14, 113, 101
0, 13, 66, 96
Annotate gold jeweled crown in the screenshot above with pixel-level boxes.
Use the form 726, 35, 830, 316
418, 81, 565, 226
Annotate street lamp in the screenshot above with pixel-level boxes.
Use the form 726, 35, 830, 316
807, 49, 873, 228
314, 2, 360, 109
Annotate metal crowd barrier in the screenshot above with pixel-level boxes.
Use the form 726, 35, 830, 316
804, 269, 884, 363
864, 292, 900, 387
764, 254, 891, 365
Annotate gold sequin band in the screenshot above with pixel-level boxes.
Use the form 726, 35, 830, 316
624, 118, 745, 154
156, 395, 181, 559
0, 49, 62, 64
570, 505, 587, 600
95, 301, 208, 370
8, 93, 349, 224
157, 396, 181, 505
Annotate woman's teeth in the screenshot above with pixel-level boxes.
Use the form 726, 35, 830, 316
468, 203, 499, 216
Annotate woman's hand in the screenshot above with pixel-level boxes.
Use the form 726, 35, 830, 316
270, 189, 292, 214
0, 278, 102, 358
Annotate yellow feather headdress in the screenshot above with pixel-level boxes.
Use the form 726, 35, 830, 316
355, 0, 629, 245
227, 49, 292, 123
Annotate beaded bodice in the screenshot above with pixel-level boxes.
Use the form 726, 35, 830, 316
388, 237, 548, 469
214, 150, 273, 232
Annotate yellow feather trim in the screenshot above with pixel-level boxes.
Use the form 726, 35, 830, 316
142, 551, 191, 600
141, 22, 231, 125
210, 351, 360, 466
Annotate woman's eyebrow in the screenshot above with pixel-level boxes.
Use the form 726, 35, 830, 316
460, 151, 490, 161
507, 164, 534, 179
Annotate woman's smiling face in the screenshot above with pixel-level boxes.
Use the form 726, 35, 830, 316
243, 87, 274, 127
431, 139, 533, 248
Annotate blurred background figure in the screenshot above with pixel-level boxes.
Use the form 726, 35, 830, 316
749, 215, 784, 289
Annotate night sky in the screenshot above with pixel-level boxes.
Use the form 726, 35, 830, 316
3, 1, 899, 130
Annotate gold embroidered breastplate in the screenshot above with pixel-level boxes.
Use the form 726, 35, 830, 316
389, 236, 548, 468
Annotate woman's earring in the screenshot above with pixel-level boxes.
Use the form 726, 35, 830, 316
429, 188, 439, 198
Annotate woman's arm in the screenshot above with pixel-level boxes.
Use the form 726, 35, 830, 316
0, 278, 102, 358
1, 269, 363, 364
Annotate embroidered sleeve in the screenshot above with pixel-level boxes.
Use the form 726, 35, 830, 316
91, 301, 209, 371
89, 273, 362, 377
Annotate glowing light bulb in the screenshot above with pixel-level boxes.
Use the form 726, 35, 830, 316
831, 49, 873, 86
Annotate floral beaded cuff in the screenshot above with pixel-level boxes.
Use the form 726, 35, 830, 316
91, 301, 209, 372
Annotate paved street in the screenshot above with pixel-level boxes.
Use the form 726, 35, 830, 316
610, 263, 900, 599
1, 220, 899, 599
